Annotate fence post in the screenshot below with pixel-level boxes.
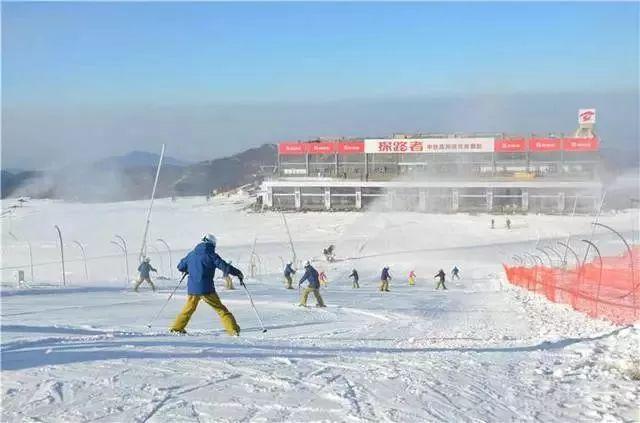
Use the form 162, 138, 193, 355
114, 235, 130, 282
581, 239, 603, 318
54, 225, 66, 287
536, 247, 553, 268
111, 239, 130, 286
156, 238, 173, 279
591, 222, 636, 303
150, 245, 164, 276
73, 241, 89, 281
8, 232, 35, 284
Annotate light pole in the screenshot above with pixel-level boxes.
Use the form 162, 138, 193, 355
54, 225, 66, 287
73, 241, 89, 281
156, 238, 173, 279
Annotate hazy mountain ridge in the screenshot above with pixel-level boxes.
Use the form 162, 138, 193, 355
1, 144, 276, 201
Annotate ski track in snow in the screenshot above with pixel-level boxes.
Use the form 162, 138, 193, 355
1, 197, 639, 422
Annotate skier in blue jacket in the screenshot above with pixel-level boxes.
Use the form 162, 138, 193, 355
298, 261, 326, 307
380, 266, 392, 292
170, 233, 244, 335
135, 257, 157, 292
284, 262, 296, 289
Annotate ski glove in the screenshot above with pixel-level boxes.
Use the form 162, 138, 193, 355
238, 272, 246, 287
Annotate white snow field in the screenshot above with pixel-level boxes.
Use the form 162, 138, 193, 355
1, 195, 639, 422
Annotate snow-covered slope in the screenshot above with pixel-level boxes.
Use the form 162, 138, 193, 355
1, 197, 638, 422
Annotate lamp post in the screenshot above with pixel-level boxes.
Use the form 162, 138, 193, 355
156, 239, 173, 279
54, 225, 66, 286
73, 241, 89, 281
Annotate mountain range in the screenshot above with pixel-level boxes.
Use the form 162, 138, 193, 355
1, 144, 277, 202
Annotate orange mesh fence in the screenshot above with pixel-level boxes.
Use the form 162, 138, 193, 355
503, 246, 640, 325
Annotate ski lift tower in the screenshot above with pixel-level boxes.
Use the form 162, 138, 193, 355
574, 108, 597, 138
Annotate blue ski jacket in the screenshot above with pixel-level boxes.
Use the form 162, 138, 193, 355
298, 265, 320, 289
138, 262, 156, 278
381, 268, 391, 281
177, 242, 243, 295
284, 263, 296, 277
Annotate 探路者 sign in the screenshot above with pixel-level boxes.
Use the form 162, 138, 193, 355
364, 138, 495, 154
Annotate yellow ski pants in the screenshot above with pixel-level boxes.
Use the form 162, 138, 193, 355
299, 288, 325, 306
170, 294, 240, 335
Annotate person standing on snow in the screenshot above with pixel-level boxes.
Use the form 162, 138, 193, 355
349, 268, 359, 288
223, 261, 236, 290
408, 270, 416, 286
491, 218, 495, 229
319, 271, 328, 287
170, 233, 244, 336
451, 266, 461, 280
506, 217, 512, 230
434, 269, 447, 290
380, 266, 392, 292
298, 261, 326, 307
135, 257, 157, 292
284, 262, 296, 289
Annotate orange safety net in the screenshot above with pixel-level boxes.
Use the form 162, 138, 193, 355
503, 246, 640, 325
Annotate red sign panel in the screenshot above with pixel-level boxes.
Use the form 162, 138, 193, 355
529, 138, 562, 152
278, 142, 306, 155
495, 139, 527, 152
562, 137, 599, 152
337, 141, 365, 154
306, 142, 336, 154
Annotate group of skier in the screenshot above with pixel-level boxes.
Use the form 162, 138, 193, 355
133, 234, 464, 337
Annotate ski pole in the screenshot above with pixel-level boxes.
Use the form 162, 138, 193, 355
147, 272, 187, 328
241, 283, 267, 333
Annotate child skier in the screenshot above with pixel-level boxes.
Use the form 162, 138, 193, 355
135, 257, 157, 292
380, 266, 391, 292
170, 233, 244, 336
298, 261, 326, 307
284, 262, 296, 289
434, 269, 447, 290
349, 268, 359, 288
408, 270, 416, 286
319, 271, 328, 287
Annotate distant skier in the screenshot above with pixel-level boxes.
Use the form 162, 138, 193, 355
506, 217, 511, 230
135, 257, 157, 292
349, 268, 359, 288
491, 218, 495, 229
224, 261, 236, 290
434, 269, 447, 290
451, 266, 461, 280
284, 262, 296, 289
319, 271, 328, 287
408, 270, 416, 286
380, 266, 391, 292
298, 261, 326, 307
323, 245, 335, 262
170, 233, 244, 336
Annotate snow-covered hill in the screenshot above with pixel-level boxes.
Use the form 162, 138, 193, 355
1, 197, 638, 422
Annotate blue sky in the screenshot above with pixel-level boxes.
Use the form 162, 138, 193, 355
2, 2, 639, 168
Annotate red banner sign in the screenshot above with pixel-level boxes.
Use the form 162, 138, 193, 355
529, 138, 562, 152
495, 139, 527, 152
337, 141, 365, 154
278, 143, 306, 155
306, 142, 336, 154
562, 138, 599, 152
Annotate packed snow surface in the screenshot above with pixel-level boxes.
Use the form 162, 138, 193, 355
1, 196, 639, 422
